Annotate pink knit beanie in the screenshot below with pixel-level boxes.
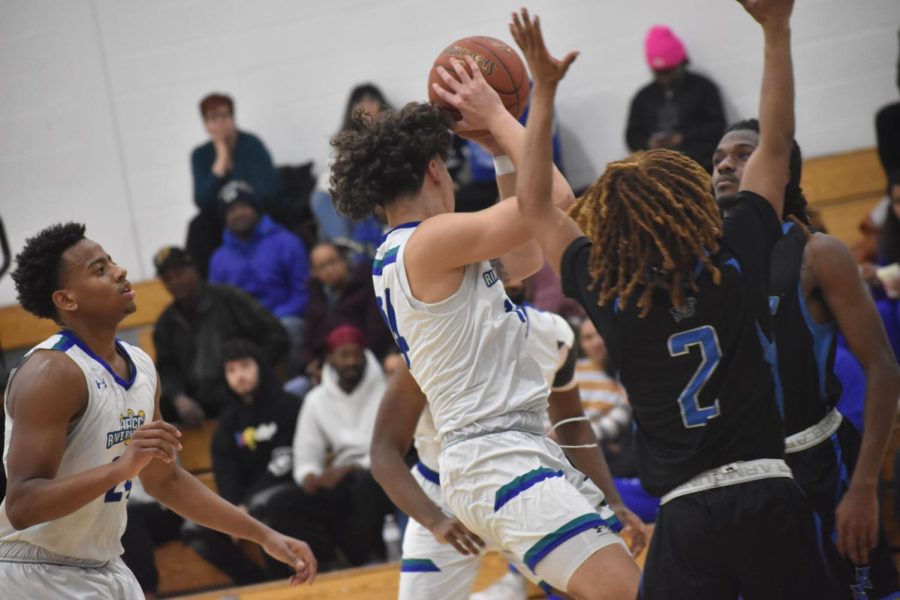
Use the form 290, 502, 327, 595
645, 25, 687, 70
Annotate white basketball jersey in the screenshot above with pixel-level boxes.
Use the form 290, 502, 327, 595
0, 331, 157, 561
374, 223, 548, 443
413, 303, 574, 470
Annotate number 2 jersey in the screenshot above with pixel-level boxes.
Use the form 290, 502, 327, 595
561, 192, 786, 497
372, 222, 549, 442
0, 330, 157, 561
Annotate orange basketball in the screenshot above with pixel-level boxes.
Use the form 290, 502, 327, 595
428, 36, 530, 123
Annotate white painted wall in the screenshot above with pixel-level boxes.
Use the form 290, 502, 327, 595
0, 0, 898, 306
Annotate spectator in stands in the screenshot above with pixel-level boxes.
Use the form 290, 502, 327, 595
209, 181, 310, 377
274, 325, 393, 568
876, 29, 900, 176
625, 25, 725, 173
153, 246, 289, 424
312, 84, 389, 258
575, 319, 636, 476
860, 171, 900, 360
181, 340, 301, 585
121, 479, 184, 599
187, 92, 283, 278
296, 242, 392, 386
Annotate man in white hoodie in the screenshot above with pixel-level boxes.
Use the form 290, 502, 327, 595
288, 324, 395, 568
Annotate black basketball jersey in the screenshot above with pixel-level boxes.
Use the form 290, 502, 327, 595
768, 223, 842, 436
562, 191, 785, 497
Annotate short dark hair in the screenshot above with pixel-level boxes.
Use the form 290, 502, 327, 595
329, 102, 452, 221
221, 338, 262, 365
199, 93, 234, 119
725, 119, 808, 225
12, 222, 86, 321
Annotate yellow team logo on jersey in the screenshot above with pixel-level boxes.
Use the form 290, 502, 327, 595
106, 409, 146, 449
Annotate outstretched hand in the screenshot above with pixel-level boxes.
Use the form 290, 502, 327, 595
738, 0, 795, 28
262, 532, 318, 585
430, 55, 507, 135
509, 8, 578, 88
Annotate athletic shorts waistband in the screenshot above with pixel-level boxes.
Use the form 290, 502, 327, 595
0, 541, 108, 568
660, 458, 794, 505
441, 410, 545, 450
784, 408, 843, 454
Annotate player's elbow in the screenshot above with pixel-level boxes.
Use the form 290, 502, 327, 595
553, 188, 576, 212
5, 497, 37, 530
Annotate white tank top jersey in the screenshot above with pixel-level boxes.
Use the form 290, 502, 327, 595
0, 331, 157, 562
373, 222, 549, 444
413, 304, 574, 471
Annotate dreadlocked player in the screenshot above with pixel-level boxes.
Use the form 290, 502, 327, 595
714, 128, 900, 599
511, 3, 843, 599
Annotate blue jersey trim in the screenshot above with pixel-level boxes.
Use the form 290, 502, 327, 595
795, 278, 836, 401
755, 323, 785, 418
378, 221, 421, 246
494, 467, 563, 512
523, 513, 606, 571
416, 462, 440, 485
400, 558, 441, 573
58, 329, 137, 390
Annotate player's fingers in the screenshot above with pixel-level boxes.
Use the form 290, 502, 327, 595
561, 51, 579, 71
132, 428, 182, 452
142, 419, 182, 438
434, 67, 462, 94
450, 58, 472, 85
431, 83, 459, 108
132, 438, 177, 462
463, 55, 484, 84
533, 15, 545, 49
448, 535, 470, 555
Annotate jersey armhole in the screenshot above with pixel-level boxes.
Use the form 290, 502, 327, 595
393, 242, 475, 315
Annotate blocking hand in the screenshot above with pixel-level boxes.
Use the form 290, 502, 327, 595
738, 0, 795, 28
509, 8, 578, 88
430, 55, 507, 134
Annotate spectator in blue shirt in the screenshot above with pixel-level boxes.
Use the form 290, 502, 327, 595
210, 181, 309, 377
187, 93, 284, 278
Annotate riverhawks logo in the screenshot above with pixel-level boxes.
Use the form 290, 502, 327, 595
106, 409, 146, 448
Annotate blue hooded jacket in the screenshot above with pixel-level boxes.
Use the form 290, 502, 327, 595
209, 214, 309, 318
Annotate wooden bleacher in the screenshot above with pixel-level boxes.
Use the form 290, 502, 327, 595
0, 146, 894, 597
801, 147, 886, 245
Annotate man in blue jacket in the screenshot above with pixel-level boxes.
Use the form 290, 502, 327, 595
210, 181, 309, 376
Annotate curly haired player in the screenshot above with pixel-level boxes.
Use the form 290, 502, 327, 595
331, 53, 638, 599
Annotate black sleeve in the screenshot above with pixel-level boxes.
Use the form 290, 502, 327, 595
152, 311, 187, 401
561, 237, 621, 374
224, 287, 290, 364
718, 190, 782, 293
552, 345, 578, 390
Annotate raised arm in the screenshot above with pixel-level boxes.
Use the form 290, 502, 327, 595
409, 55, 575, 281
510, 9, 585, 275
370, 361, 484, 556
737, 0, 796, 216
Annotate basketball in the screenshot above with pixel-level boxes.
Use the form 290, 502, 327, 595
428, 36, 530, 123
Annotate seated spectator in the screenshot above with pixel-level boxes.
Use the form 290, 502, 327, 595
187, 92, 283, 278
121, 479, 184, 599
271, 325, 393, 569
153, 246, 289, 423
209, 181, 310, 377
182, 340, 301, 585
625, 25, 725, 172
296, 242, 392, 385
575, 319, 635, 476
860, 171, 900, 360
312, 83, 388, 258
